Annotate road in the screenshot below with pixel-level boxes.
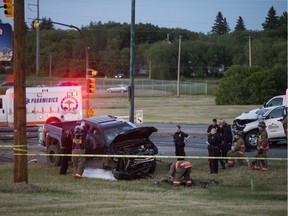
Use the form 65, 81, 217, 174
0, 124, 287, 163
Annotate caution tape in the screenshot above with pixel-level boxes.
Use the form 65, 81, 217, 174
0, 144, 27, 148
12, 153, 288, 161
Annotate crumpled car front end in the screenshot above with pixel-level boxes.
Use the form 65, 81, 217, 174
108, 127, 158, 180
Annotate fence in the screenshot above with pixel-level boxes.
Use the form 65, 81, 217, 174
23, 78, 219, 96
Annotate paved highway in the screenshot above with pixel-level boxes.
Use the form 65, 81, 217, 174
0, 124, 287, 163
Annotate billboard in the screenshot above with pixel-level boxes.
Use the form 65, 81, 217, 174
0, 23, 13, 62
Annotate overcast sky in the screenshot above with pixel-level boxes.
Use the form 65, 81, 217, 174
0, 0, 287, 33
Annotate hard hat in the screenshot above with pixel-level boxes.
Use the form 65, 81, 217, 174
74, 125, 82, 133
258, 121, 266, 128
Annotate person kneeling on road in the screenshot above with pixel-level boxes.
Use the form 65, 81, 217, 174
227, 131, 245, 167
168, 160, 193, 186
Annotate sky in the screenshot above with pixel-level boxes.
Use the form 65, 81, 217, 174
0, 0, 287, 33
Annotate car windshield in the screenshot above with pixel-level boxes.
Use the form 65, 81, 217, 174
103, 124, 134, 144
256, 108, 270, 116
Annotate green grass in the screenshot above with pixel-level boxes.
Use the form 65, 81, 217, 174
0, 160, 286, 216
90, 95, 260, 124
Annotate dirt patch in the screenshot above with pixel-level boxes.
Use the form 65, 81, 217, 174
0, 182, 48, 193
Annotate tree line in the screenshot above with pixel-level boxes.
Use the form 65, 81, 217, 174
0, 6, 287, 104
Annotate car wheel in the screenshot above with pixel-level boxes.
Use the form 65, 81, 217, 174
47, 144, 61, 166
245, 129, 258, 149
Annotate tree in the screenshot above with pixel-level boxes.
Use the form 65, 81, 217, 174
262, 6, 279, 30
215, 65, 276, 105
211, 12, 230, 35
234, 16, 246, 31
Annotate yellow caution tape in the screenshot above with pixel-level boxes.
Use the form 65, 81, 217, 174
12, 153, 287, 161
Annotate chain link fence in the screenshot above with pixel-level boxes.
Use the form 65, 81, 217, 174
20, 78, 219, 96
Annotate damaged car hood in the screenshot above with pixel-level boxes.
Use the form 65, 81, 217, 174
235, 108, 260, 120
110, 127, 158, 147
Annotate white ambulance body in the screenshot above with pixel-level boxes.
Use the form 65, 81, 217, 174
0, 86, 83, 127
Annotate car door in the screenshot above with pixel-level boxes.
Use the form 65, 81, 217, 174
265, 106, 286, 138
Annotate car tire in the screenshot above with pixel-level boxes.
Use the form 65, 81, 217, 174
245, 129, 258, 149
47, 144, 61, 166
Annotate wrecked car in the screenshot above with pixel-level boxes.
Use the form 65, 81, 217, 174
42, 115, 158, 180
233, 106, 287, 148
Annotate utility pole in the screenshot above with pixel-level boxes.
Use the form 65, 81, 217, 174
36, 0, 40, 75
248, 35, 252, 67
14, 0, 28, 183
129, 0, 135, 123
177, 35, 182, 97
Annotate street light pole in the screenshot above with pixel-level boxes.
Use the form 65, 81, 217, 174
177, 35, 182, 97
37, 19, 89, 117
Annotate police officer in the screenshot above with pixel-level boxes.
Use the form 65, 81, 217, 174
173, 125, 190, 161
168, 160, 193, 186
59, 127, 73, 175
218, 119, 233, 169
72, 125, 87, 177
252, 121, 269, 171
207, 118, 220, 135
207, 128, 221, 174
227, 131, 245, 167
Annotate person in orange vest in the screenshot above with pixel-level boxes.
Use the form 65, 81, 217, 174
168, 160, 193, 186
252, 121, 269, 171
71, 125, 87, 177
227, 131, 245, 167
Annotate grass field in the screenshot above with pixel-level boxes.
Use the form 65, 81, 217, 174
0, 93, 286, 215
0, 160, 287, 216
90, 95, 260, 124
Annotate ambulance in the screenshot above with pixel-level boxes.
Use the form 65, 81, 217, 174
0, 86, 83, 126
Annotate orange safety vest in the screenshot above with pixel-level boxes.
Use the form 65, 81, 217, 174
175, 161, 192, 169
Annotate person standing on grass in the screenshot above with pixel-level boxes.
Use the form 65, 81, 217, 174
218, 119, 233, 169
59, 127, 73, 175
173, 125, 190, 161
252, 121, 269, 171
207, 128, 221, 174
71, 125, 87, 178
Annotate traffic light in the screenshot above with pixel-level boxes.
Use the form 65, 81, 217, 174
88, 70, 97, 77
88, 78, 95, 93
33, 20, 40, 29
3, 0, 13, 18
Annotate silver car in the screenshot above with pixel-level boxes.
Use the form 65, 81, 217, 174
107, 84, 128, 93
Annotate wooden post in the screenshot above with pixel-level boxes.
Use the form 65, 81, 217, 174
13, 0, 28, 183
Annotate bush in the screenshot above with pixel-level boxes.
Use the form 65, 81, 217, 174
215, 65, 276, 105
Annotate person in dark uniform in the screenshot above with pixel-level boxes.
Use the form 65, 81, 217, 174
60, 127, 73, 175
173, 125, 190, 161
207, 118, 220, 135
207, 128, 221, 174
218, 119, 233, 169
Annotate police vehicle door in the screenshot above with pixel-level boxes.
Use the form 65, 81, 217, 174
265, 106, 286, 138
